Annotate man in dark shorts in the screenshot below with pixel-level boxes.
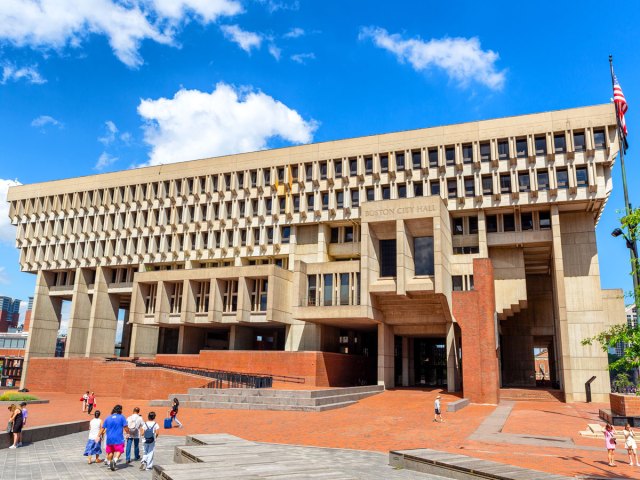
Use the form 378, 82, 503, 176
100, 404, 129, 471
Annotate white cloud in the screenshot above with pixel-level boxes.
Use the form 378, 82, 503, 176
1, 63, 46, 84
220, 24, 262, 53
283, 27, 304, 39
256, 0, 299, 13
291, 52, 315, 64
137, 82, 317, 166
0, 178, 21, 244
268, 44, 281, 60
0, 267, 8, 285
31, 115, 63, 128
95, 152, 118, 170
98, 120, 118, 145
359, 27, 506, 90
0, 0, 243, 68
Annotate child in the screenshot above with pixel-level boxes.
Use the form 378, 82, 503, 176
434, 395, 444, 423
140, 411, 160, 471
623, 423, 640, 466
84, 410, 103, 464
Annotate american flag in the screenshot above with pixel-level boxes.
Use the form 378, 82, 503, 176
613, 74, 628, 136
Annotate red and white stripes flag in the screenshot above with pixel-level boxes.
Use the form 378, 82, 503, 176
613, 74, 628, 136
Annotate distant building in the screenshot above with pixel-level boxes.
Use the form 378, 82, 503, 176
613, 304, 637, 356
0, 296, 21, 333
22, 296, 33, 333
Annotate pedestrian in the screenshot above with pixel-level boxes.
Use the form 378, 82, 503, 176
433, 395, 444, 423
140, 411, 160, 471
125, 407, 144, 463
83, 410, 103, 465
168, 398, 183, 428
81, 391, 89, 412
87, 392, 96, 415
623, 422, 640, 467
604, 423, 618, 467
100, 404, 129, 471
7, 404, 23, 449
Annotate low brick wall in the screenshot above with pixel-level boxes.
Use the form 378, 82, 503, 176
610, 393, 640, 416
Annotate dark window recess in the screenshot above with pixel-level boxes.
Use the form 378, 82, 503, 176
251, 171, 257, 187
464, 177, 475, 197
264, 169, 271, 185
539, 211, 551, 230
500, 174, 512, 193
482, 175, 493, 195
307, 194, 314, 211
535, 136, 547, 155
453, 217, 464, 235
503, 214, 516, 232
453, 246, 480, 254
556, 169, 569, 189
396, 153, 405, 170
320, 162, 327, 179
345, 226, 354, 242
516, 138, 528, 158
462, 144, 473, 164
480, 142, 491, 161
537, 170, 549, 190
554, 134, 566, 153
521, 212, 533, 231
498, 140, 509, 159
330, 227, 340, 243
267, 227, 274, 243
412, 151, 422, 169
351, 189, 359, 207
414, 237, 434, 276
279, 197, 286, 211
278, 168, 284, 182
518, 172, 530, 192
379, 239, 397, 278
291, 166, 298, 181
349, 158, 357, 175
576, 167, 588, 186
382, 186, 391, 200
469, 216, 478, 234
366, 187, 375, 201
305, 163, 313, 181
282, 227, 291, 243
293, 195, 300, 212
573, 131, 586, 152
486, 215, 498, 233
445, 147, 455, 166
265, 198, 272, 213
336, 190, 344, 208
452, 276, 464, 291
322, 192, 329, 209
428, 148, 438, 167
365, 156, 373, 174
593, 129, 606, 149
414, 182, 424, 197
430, 181, 440, 196
397, 184, 407, 198
447, 179, 457, 198
380, 155, 389, 173
334, 160, 342, 176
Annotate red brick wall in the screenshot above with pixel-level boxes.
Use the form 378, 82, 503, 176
610, 393, 640, 416
452, 258, 500, 405
26, 358, 208, 400
0, 349, 25, 357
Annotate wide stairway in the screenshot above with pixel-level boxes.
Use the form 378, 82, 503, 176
500, 387, 564, 402
150, 385, 385, 412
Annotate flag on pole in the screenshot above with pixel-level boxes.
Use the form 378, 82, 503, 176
613, 74, 628, 137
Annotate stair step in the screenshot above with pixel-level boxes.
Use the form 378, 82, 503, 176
172, 400, 358, 412
186, 385, 383, 398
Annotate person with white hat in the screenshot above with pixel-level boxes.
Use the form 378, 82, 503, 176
434, 395, 444, 423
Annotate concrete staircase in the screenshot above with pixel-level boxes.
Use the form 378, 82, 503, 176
149, 385, 384, 412
500, 387, 564, 402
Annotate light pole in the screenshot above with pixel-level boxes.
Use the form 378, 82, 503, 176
611, 226, 640, 306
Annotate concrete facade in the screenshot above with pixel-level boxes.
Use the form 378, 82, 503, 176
7, 104, 626, 402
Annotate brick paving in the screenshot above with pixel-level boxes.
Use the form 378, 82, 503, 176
11, 389, 640, 479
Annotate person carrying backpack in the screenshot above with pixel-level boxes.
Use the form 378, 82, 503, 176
140, 411, 159, 471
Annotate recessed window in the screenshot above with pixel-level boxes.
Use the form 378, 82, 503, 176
266, 227, 274, 244
334, 160, 342, 177
345, 226, 354, 242
594, 129, 606, 149
447, 179, 457, 198
264, 169, 271, 185
556, 168, 569, 189
382, 186, 391, 200
396, 153, 405, 170
430, 181, 440, 196
412, 151, 422, 169
414, 237, 434, 276
351, 189, 359, 207
365, 156, 373, 174
291, 167, 298, 182
539, 211, 551, 230
518, 172, 530, 192
282, 226, 291, 244
464, 177, 475, 197
414, 182, 424, 197
322, 192, 329, 210
503, 213, 515, 232
453, 246, 480, 255
397, 183, 407, 198
498, 140, 509, 160
554, 133, 566, 153
535, 136, 547, 156
305, 163, 313, 181
486, 215, 498, 233
500, 173, 512, 193
277, 168, 285, 183
330, 227, 340, 243
480, 142, 491, 162
366, 187, 375, 201
379, 239, 396, 278
428, 148, 438, 168
576, 167, 588, 187
307, 193, 314, 211
537, 170, 549, 190
293, 195, 300, 213
462, 144, 473, 164
349, 158, 357, 176
469, 216, 478, 234
445, 146, 455, 166
380, 155, 389, 173
573, 131, 586, 152
320, 162, 327, 180
521, 212, 533, 231
251, 171, 257, 187
265, 198, 272, 214
453, 218, 464, 235
516, 138, 528, 158
482, 175, 493, 195
452, 275, 464, 291
336, 190, 344, 208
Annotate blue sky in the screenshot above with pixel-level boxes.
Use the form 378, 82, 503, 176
0, 0, 639, 311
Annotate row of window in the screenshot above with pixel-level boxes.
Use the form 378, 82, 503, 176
307, 272, 361, 307
378, 237, 435, 278
452, 211, 551, 235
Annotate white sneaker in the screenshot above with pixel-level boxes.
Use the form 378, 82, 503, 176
8, 445, 16, 449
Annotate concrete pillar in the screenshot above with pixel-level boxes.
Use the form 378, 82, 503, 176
181, 279, 196, 324
177, 325, 204, 354
285, 322, 321, 351
446, 321, 461, 392
401, 336, 409, 387
65, 268, 92, 357
377, 323, 394, 388
396, 219, 413, 296
20, 271, 62, 388
129, 323, 159, 357
317, 224, 330, 262
236, 278, 251, 323
85, 266, 119, 357
120, 309, 131, 357
229, 325, 253, 350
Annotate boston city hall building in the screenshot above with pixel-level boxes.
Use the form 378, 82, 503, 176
7, 104, 626, 404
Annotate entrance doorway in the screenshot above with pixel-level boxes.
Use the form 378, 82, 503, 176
414, 338, 447, 387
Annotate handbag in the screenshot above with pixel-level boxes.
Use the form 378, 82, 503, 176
6, 421, 12, 433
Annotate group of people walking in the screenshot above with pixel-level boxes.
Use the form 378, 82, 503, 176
604, 423, 640, 468
81, 391, 97, 414
6, 402, 27, 448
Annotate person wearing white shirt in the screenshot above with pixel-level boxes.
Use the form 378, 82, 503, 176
140, 411, 160, 471
125, 407, 144, 463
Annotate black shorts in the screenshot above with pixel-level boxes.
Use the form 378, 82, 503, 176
12, 416, 23, 433
435, 408, 441, 415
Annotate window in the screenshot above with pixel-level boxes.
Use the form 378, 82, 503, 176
264, 169, 271, 185
503, 213, 515, 232
412, 150, 422, 169
331, 227, 340, 243
291, 167, 297, 182
266, 227, 274, 244
453, 218, 464, 235
594, 129, 606, 149
293, 195, 300, 213
345, 226, 354, 242
480, 142, 490, 162
379, 239, 396, 278
537, 170, 549, 190
349, 158, 357, 176
380, 154, 389, 173
339, 273, 350, 306
453, 246, 480, 254
265, 198, 272, 214
518, 172, 530, 192
535, 136, 547, 155
397, 184, 407, 198
396, 152, 405, 170
336, 190, 344, 208
240, 229, 247, 246
282, 226, 291, 244
366, 187, 375, 201
486, 215, 498, 233
447, 179, 457, 198
576, 167, 588, 187
250, 279, 268, 311
554, 133, 566, 153
251, 170, 257, 187
323, 273, 333, 306
382, 186, 391, 200
351, 189, 359, 207
445, 146, 455, 166
498, 140, 509, 159
464, 177, 475, 197
307, 193, 314, 211
539, 211, 551, 230
414, 237, 434, 275
573, 131, 586, 152
307, 275, 317, 306
516, 138, 528, 158
452, 276, 463, 291
428, 148, 438, 168
556, 168, 569, 189
521, 212, 533, 231
482, 175, 493, 195
500, 173, 512, 193
322, 192, 329, 210
305, 163, 313, 181
365, 156, 373, 174
462, 144, 473, 164
222, 280, 238, 312
430, 181, 440, 196
414, 182, 424, 197
334, 160, 342, 177
279, 196, 286, 212
469, 216, 478, 234
320, 162, 327, 180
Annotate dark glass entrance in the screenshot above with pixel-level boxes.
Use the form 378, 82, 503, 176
414, 338, 447, 387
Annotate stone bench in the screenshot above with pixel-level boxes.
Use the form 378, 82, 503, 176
446, 398, 470, 412
0, 420, 90, 449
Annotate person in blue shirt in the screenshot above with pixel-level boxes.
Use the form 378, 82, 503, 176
100, 404, 129, 471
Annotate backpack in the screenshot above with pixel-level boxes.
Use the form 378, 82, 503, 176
144, 423, 156, 444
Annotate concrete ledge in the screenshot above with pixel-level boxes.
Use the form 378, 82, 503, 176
446, 398, 470, 412
0, 420, 90, 449
0, 400, 49, 406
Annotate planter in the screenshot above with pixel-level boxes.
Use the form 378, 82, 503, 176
610, 393, 640, 416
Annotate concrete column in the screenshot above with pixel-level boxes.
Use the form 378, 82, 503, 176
285, 322, 321, 351
65, 268, 92, 357
85, 266, 118, 357
20, 271, 62, 388
177, 325, 204, 354
377, 323, 394, 388
180, 279, 195, 324
236, 278, 251, 323
446, 321, 461, 392
396, 219, 412, 296
229, 325, 253, 350
120, 309, 131, 357
129, 323, 159, 357
317, 224, 330, 262
401, 336, 409, 387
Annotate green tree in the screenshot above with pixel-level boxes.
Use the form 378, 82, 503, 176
612, 373, 633, 393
